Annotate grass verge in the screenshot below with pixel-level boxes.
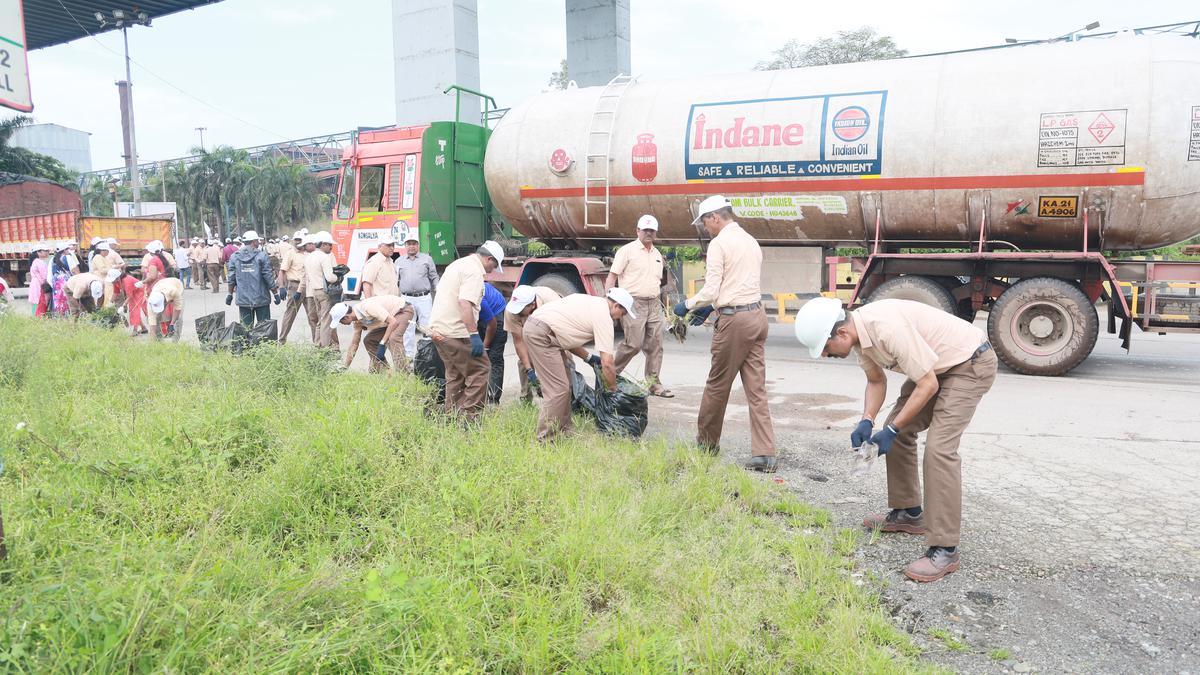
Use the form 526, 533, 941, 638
0, 317, 923, 672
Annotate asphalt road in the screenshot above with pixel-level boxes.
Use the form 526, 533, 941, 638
13, 286, 1200, 672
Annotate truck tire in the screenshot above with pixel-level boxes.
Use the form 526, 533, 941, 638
987, 277, 1098, 376
532, 272, 582, 298
867, 276, 957, 315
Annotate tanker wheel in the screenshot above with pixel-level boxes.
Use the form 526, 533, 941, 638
987, 277, 1098, 376
532, 272, 582, 298
866, 276, 957, 315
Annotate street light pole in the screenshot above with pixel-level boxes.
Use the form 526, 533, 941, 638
195, 126, 207, 150
121, 25, 142, 216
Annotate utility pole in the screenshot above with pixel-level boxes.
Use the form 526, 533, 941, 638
195, 126, 207, 150
97, 10, 152, 216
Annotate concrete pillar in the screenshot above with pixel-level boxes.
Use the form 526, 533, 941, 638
392, 0, 481, 125
565, 0, 631, 88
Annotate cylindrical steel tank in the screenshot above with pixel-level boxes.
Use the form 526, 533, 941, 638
486, 34, 1200, 251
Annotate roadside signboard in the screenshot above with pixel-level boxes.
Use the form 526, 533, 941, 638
0, 0, 31, 112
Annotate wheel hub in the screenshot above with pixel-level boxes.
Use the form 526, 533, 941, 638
1010, 300, 1074, 357
1028, 315, 1054, 339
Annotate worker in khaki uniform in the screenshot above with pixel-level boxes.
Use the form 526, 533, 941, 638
525, 289, 635, 441
673, 195, 777, 473
428, 241, 504, 422
331, 295, 414, 373
506, 285, 564, 402
64, 272, 105, 316
191, 239, 208, 289
359, 236, 400, 298
204, 239, 222, 292
606, 214, 672, 397
276, 232, 311, 343
90, 241, 116, 304
299, 232, 341, 348
146, 277, 184, 340
795, 297, 997, 583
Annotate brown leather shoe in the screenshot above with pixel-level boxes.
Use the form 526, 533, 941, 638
904, 546, 960, 582
862, 508, 926, 535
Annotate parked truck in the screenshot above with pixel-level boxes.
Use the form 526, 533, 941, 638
0, 174, 174, 288
332, 31, 1200, 376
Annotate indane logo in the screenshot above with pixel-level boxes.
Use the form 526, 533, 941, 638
684, 91, 886, 180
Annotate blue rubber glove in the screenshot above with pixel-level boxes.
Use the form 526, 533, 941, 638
375, 344, 387, 361
224, 294, 233, 306
272, 290, 281, 305
526, 368, 538, 386
851, 419, 874, 449
688, 305, 714, 326
293, 291, 302, 302
276, 288, 287, 302
469, 333, 485, 357
586, 354, 602, 367
672, 301, 689, 318
870, 424, 900, 455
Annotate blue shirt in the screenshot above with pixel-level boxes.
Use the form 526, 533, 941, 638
477, 283, 505, 325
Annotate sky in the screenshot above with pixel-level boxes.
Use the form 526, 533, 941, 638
23, 0, 1197, 171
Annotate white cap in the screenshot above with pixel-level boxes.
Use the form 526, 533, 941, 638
637, 214, 659, 231
377, 235, 398, 246
224, 238, 231, 243
291, 231, 303, 240
105, 268, 122, 283
33, 241, 48, 252
314, 231, 334, 245
330, 302, 351, 324
242, 230, 261, 241
479, 240, 504, 270
96, 241, 111, 251
300, 235, 314, 245
106, 238, 118, 246
89, 280, 104, 300
90, 236, 103, 246
506, 285, 537, 315
147, 290, 166, 314
55, 242, 70, 252
146, 240, 163, 253
404, 231, 420, 243
605, 287, 636, 319
692, 195, 733, 225
794, 296, 846, 358
299, 228, 309, 236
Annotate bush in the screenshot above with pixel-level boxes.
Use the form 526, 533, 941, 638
0, 316, 920, 672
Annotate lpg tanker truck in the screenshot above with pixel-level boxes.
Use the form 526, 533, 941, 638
332, 30, 1200, 376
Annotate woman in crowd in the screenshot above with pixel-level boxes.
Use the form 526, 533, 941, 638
50, 243, 79, 317
110, 266, 147, 335
27, 243, 50, 316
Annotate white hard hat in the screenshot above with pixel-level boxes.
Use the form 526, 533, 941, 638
96, 241, 111, 251
794, 296, 846, 358
605, 287, 636, 319
89, 280, 104, 300
637, 214, 659, 231
147, 291, 166, 314
300, 235, 314, 245
330, 302, 351, 324
242, 230, 261, 241
314, 231, 334, 245
299, 228, 309, 236
291, 231, 303, 240
506, 285, 537, 315
479, 240, 504, 270
105, 268, 122, 283
146, 240, 163, 253
692, 195, 733, 225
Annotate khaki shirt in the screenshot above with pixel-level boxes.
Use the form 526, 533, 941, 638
360, 252, 399, 297
506, 287, 561, 338
204, 245, 222, 264
66, 272, 102, 299
106, 250, 124, 268
148, 278, 184, 322
429, 254, 485, 339
530, 293, 615, 354
355, 294, 407, 328
301, 249, 337, 298
610, 240, 664, 298
90, 252, 113, 278
189, 246, 205, 264
852, 299, 987, 382
281, 246, 306, 282
686, 222, 762, 309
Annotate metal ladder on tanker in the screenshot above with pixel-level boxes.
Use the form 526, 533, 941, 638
584, 74, 634, 229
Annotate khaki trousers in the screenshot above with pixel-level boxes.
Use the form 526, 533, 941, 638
362, 306, 413, 373
696, 307, 776, 457
310, 289, 339, 348
525, 318, 574, 440
207, 263, 221, 293
277, 280, 306, 343
884, 349, 997, 548
434, 336, 491, 421
613, 296, 664, 382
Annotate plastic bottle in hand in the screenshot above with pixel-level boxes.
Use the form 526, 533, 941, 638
851, 440, 879, 477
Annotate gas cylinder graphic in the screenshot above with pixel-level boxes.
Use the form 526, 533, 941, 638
631, 133, 658, 183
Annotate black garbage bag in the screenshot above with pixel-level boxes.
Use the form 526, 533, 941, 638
413, 339, 446, 404
569, 365, 649, 438
213, 322, 250, 354
247, 319, 278, 346
195, 311, 226, 348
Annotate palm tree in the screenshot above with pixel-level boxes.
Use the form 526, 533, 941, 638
0, 115, 76, 185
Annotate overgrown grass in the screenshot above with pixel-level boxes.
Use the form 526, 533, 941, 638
0, 317, 923, 672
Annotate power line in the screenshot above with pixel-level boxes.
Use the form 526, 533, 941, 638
52, 0, 291, 142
